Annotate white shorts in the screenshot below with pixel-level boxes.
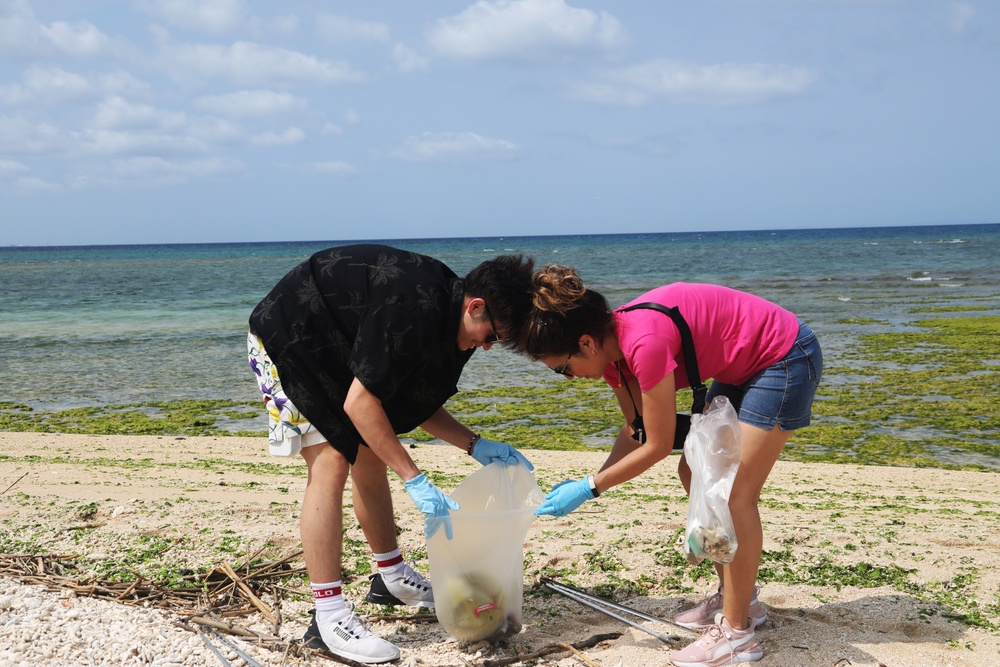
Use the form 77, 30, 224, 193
247, 330, 328, 457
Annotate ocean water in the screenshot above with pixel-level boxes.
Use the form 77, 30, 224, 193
2, 224, 998, 422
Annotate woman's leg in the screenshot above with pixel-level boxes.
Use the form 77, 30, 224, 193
720, 422, 792, 630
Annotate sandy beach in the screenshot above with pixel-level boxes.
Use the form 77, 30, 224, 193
2, 431, 999, 667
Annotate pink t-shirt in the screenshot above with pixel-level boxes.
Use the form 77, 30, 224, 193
602, 283, 800, 393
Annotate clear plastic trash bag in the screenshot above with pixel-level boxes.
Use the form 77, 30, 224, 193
683, 395, 743, 565
427, 461, 544, 642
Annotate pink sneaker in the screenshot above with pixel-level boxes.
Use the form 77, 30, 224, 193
674, 586, 766, 631
670, 613, 764, 667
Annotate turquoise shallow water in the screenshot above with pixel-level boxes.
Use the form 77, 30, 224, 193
2, 224, 998, 420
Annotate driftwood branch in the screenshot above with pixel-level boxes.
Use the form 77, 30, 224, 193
481, 632, 622, 667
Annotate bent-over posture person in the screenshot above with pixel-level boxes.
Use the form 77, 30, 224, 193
515, 267, 822, 667
247, 244, 534, 664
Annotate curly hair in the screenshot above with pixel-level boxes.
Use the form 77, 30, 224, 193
509, 265, 615, 358
464, 254, 535, 347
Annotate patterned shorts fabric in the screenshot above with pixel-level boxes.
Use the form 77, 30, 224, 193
247, 330, 325, 455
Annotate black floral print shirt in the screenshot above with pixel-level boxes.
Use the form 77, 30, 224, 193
249, 245, 472, 460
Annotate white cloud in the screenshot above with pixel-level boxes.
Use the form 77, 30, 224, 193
390, 132, 520, 162
0, 114, 65, 156
285, 161, 359, 177
195, 90, 305, 117
93, 96, 187, 131
16, 175, 60, 193
0, 67, 88, 106
0, 0, 123, 58
157, 39, 367, 86
0, 68, 152, 107
82, 102, 241, 156
317, 14, 391, 44
136, 0, 247, 34
393, 42, 429, 72
427, 0, 627, 63
567, 59, 818, 107
71, 156, 245, 189
0, 159, 29, 176
249, 126, 305, 146
321, 123, 343, 136
948, 2, 976, 37
79, 129, 211, 157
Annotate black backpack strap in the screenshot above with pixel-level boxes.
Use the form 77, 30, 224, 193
619, 302, 707, 415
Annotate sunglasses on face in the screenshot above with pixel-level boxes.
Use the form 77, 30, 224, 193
552, 352, 573, 376
483, 302, 502, 345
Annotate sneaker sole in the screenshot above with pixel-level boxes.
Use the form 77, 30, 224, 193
672, 650, 764, 667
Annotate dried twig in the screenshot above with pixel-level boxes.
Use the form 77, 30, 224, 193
220, 562, 276, 626
1, 472, 28, 495
481, 632, 622, 667
558, 642, 601, 667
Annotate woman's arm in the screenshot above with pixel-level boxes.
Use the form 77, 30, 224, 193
592, 373, 677, 494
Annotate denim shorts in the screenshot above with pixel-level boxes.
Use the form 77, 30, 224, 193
705, 321, 822, 431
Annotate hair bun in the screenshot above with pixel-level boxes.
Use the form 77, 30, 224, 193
532, 265, 587, 312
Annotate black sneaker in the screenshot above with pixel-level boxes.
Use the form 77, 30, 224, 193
302, 609, 327, 650
364, 573, 406, 607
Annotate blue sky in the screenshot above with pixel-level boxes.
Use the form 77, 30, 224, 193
1, 0, 997, 246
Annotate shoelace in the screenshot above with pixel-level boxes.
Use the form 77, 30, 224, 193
399, 562, 431, 591
401, 575, 430, 592
334, 604, 372, 639
697, 625, 726, 646
698, 591, 723, 609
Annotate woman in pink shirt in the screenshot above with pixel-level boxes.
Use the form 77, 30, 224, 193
518, 266, 822, 667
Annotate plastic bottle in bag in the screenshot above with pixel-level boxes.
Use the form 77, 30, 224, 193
426, 462, 544, 642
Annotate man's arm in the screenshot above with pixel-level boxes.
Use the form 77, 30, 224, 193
419, 407, 477, 451
421, 406, 534, 469
343, 377, 421, 481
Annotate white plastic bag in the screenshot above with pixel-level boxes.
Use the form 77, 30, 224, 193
427, 462, 544, 642
683, 395, 742, 565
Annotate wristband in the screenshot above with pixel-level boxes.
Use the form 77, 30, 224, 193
588, 475, 600, 498
466, 433, 481, 456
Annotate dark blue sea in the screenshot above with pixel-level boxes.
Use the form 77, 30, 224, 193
3, 224, 998, 443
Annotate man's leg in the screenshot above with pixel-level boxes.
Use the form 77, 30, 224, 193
301, 443, 350, 582
300, 443, 400, 663
350, 444, 398, 552
350, 445, 434, 608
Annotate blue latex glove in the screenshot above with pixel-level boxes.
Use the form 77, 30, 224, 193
404, 473, 460, 539
471, 437, 535, 470
534, 478, 595, 517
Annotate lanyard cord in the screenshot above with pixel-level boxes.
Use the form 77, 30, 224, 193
616, 360, 646, 444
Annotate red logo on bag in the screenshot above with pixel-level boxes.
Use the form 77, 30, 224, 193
473, 603, 499, 617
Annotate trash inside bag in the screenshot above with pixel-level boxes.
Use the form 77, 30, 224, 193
427, 462, 544, 642
683, 396, 742, 565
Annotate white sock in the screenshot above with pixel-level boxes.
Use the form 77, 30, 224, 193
311, 580, 345, 623
373, 548, 406, 579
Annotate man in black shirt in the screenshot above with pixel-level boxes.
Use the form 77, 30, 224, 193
247, 245, 534, 663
